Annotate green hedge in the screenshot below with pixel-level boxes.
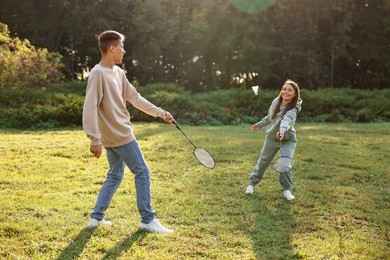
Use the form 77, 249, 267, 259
0, 81, 389, 129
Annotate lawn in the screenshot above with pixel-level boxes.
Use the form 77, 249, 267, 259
0, 123, 389, 259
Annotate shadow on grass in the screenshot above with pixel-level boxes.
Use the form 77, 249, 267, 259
102, 230, 148, 259
57, 228, 148, 260
248, 193, 297, 259
57, 227, 96, 260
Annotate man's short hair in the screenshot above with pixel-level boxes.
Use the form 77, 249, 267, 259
98, 30, 125, 54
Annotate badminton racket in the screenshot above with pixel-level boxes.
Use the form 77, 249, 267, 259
173, 120, 215, 169
272, 135, 294, 174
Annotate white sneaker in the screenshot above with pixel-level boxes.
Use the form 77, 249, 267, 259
283, 190, 295, 200
139, 219, 173, 234
88, 218, 112, 228
245, 185, 254, 194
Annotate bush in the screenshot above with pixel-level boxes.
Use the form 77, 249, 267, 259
129, 83, 200, 122
0, 81, 389, 129
287, 87, 390, 123
0, 81, 85, 129
0, 23, 63, 88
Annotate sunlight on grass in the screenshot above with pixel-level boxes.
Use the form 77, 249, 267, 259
0, 123, 389, 259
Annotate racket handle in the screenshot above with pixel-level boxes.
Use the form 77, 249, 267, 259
172, 119, 180, 129
173, 119, 197, 149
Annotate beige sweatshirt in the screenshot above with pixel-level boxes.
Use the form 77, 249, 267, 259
82, 64, 164, 148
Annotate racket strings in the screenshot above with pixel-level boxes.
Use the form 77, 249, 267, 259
272, 156, 293, 174
194, 148, 215, 169
273, 139, 293, 174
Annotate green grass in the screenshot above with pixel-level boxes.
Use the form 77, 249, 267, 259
0, 123, 389, 259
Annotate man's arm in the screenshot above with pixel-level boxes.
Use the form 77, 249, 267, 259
82, 71, 103, 157
123, 74, 173, 121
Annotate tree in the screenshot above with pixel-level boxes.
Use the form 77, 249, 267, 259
345, 0, 390, 88
0, 23, 63, 88
1, 0, 389, 89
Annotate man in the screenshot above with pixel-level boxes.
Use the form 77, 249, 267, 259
82, 30, 174, 233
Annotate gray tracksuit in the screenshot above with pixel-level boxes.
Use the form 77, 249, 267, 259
249, 98, 302, 190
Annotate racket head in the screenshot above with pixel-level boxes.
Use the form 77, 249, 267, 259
194, 147, 215, 169
272, 156, 294, 174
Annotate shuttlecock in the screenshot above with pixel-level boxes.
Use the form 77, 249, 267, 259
252, 85, 259, 95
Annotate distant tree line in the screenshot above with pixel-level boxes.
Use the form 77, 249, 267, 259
1, 0, 389, 90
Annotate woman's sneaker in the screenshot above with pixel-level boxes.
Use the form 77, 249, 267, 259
139, 219, 173, 234
283, 190, 295, 200
245, 185, 254, 194
88, 218, 112, 228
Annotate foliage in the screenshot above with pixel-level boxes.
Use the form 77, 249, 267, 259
301, 88, 390, 123
0, 82, 389, 129
0, 23, 63, 88
0, 123, 389, 258
0, 81, 85, 129
1, 1, 389, 90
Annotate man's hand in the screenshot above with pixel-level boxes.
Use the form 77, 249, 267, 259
161, 111, 174, 125
90, 144, 102, 158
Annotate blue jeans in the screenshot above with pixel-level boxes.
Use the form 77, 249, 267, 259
90, 140, 155, 224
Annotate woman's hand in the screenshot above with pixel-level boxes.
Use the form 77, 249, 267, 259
252, 124, 261, 132
277, 131, 285, 140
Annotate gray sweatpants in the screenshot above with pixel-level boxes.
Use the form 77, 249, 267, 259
249, 135, 296, 191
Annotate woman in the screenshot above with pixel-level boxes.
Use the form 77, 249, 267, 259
245, 80, 302, 200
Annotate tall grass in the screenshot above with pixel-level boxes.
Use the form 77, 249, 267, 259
0, 123, 389, 259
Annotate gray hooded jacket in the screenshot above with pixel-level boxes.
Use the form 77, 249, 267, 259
255, 98, 303, 141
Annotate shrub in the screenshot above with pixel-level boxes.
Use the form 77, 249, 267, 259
0, 23, 63, 88
355, 108, 375, 123
129, 83, 200, 122
0, 82, 389, 129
